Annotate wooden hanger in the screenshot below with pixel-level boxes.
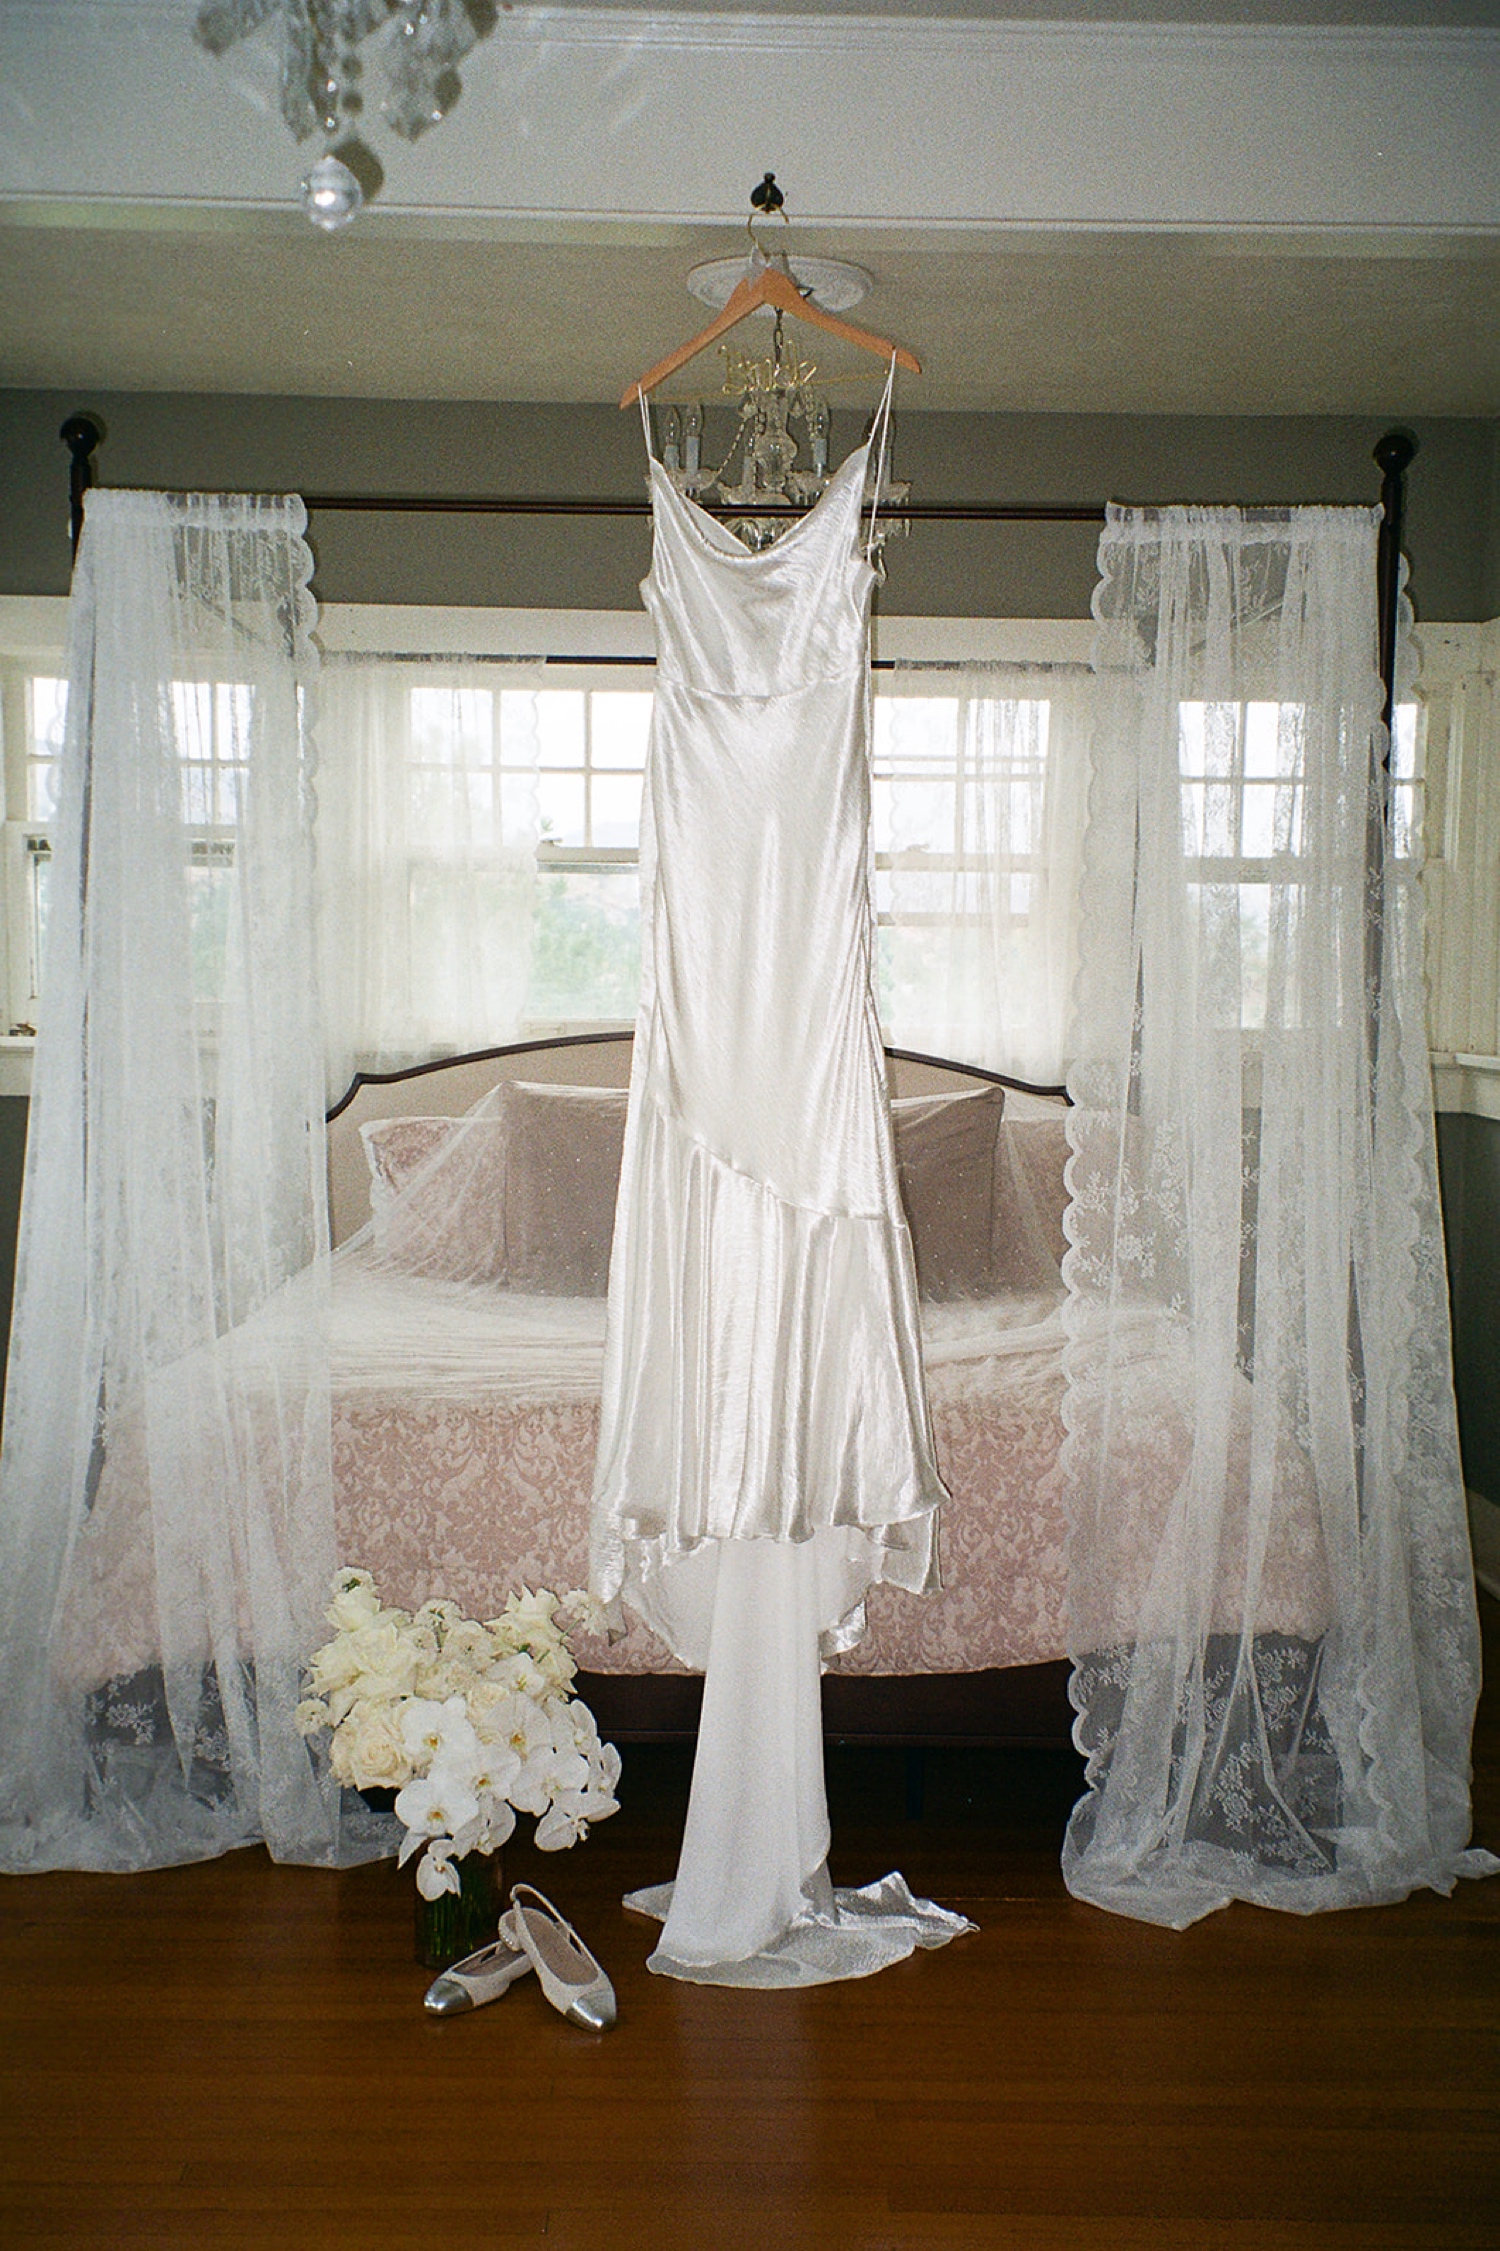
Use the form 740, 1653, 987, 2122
620, 245, 920, 410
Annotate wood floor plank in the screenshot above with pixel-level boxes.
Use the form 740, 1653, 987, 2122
3, 1594, 1497, 2248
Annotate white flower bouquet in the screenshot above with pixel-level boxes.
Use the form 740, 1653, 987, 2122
296, 1568, 621, 1899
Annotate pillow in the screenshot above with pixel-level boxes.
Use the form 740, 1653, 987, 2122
990, 1114, 1070, 1290
359, 1114, 508, 1283
890, 1085, 1006, 1300
500, 1081, 629, 1295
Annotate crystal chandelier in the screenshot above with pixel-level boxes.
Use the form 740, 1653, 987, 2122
655, 247, 909, 558
194, 2, 500, 230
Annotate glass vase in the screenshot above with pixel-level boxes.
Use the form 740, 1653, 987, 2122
413, 1848, 504, 1971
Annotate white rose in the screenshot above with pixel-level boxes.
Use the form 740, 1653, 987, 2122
324, 1570, 385, 1634
294, 1697, 331, 1738
307, 1635, 365, 1696
413, 1654, 470, 1702
343, 1620, 422, 1702
329, 1706, 412, 1791
445, 1620, 497, 1665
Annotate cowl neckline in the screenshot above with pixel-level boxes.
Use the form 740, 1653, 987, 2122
649, 440, 872, 563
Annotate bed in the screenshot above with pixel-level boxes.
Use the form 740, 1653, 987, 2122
322, 1033, 1078, 1746
60, 1032, 1329, 1758
318, 1032, 1326, 1752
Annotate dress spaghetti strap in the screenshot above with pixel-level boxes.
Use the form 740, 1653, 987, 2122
864, 352, 898, 561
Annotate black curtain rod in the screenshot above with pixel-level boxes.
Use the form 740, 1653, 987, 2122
58, 412, 1416, 749
296, 494, 1108, 524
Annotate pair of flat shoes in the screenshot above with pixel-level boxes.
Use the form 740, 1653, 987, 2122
423, 1882, 616, 2030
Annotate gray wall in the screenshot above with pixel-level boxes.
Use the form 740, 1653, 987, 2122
3, 387, 1498, 621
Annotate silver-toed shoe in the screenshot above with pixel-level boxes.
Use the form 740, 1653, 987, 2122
500, 1883, 616, 2030
423, 1930, 534, 2016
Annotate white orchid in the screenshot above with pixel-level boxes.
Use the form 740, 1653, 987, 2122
469, 1794, 518, 1856
413, 1840, 461, 1900
394, 1768, 481, 1855
300, 1568, 621, 1883
535, 1752, 622, 1851
398, 1693, 480, 1771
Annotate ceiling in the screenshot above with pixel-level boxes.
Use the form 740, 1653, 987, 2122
2, 1, 1497, 416
4, 223, 1497, 417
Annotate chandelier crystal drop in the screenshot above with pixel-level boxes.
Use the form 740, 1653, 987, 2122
300, 149, 366, 230
194, 1, 501, 227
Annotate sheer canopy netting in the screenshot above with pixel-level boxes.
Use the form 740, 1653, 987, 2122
0, 490, 382, 1873
1063, 504, 1497, 1927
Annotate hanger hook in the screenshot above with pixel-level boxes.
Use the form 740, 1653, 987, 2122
746, 171, 789, 263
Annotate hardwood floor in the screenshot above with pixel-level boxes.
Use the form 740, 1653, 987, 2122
4, 1599, 1497, 2250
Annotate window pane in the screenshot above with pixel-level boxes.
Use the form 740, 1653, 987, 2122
535, 691, 586, 769
28, 676, 67, 820
1239, 883, 1270, 1030
591, 692, 652, 769
537, 772, 586, 846
24, 842, 51, 1012
886, 778, 956, 855
1242, 701, 1284, 779
187, 862, 233, 999
498, 689, 542, 767
590, 772, 643, 848
876, 697, 959, 768
1241, 781, 1278, 859
410, 685, 494, 766
528, 868, 641, 1020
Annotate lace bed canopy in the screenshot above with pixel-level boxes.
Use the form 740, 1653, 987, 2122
0, 473, 1492, 1926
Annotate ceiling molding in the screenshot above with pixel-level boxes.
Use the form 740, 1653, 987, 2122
1, 4, 1498, 233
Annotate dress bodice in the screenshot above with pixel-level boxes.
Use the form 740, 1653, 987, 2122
642, 445, 875, 701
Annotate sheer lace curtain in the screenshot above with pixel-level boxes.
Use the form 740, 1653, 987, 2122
316, 656, 540, 1102
1063, 505, 1496, 1926
0, 491, 382, 1872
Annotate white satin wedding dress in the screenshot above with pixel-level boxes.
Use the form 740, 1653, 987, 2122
591, 373, 973, 1984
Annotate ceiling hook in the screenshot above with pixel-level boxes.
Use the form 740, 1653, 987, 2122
746, 171, 791, 270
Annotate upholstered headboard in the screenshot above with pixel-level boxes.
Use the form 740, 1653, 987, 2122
326, 1034, 1068, 1290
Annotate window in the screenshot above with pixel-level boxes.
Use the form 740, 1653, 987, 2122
3, 661, 258, 1031
1176, 696, 1424, 1029
0, 596, 1464, 1074
524, 684, 651, 1025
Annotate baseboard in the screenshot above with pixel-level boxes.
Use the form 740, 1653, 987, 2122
1468, 1487, 1500, 1602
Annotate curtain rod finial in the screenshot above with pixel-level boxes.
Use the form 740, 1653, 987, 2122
1373, 428, 1418, 476
61, 412, 105, 561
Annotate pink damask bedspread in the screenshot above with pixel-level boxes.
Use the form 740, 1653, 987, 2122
59, 1268, 1330, 1691
331, 1301, 1073, 1678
